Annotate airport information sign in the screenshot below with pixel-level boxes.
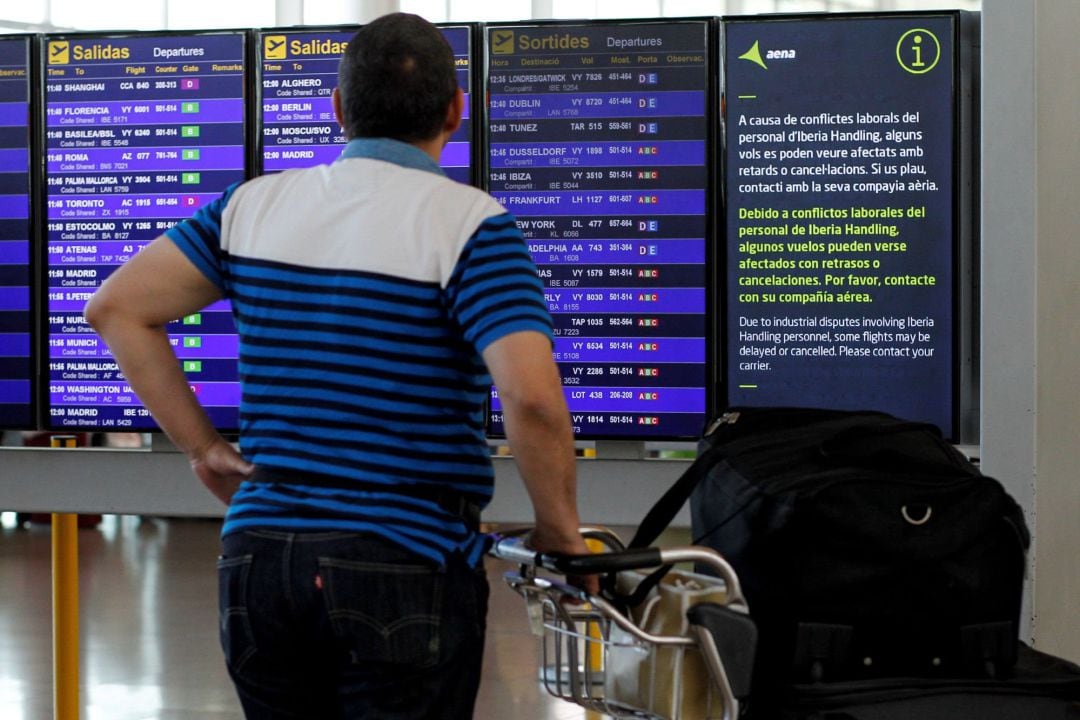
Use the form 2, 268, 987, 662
259, 25, 473, 182
0, 37, 34, 428
486, 21, 712, 438
44, 32, 246, 430
724, 15, 957, 434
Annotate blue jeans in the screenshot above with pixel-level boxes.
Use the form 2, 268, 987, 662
218, 530, 489, 719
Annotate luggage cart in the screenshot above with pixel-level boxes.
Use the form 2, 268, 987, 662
489, 528, 757, 720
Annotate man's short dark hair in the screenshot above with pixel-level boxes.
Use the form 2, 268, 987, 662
337, 13, 458, 143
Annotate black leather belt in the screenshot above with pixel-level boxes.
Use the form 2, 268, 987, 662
250, 467, 481, 530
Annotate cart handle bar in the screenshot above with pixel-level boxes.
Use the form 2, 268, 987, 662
488, 533, 747, 607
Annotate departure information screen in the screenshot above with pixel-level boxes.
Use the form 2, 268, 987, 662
259, 25, 473, 183
44, 32, 246, 430
486, 21, 712, 439
0, 37, 34, 428
724, 15, 957, 435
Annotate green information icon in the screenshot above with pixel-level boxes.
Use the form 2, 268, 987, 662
896, 29, 941, 75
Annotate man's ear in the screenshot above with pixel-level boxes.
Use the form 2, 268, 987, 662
444, 87, 465, 135
332, 87, 346, 133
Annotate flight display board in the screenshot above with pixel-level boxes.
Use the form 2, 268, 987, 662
0, 37, 35, 429
724, 14, 959, 436
43, 32, 247, 431
486, 20, 713, 439
258, 25, 474, 183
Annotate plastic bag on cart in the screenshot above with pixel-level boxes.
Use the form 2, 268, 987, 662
605, 567, 728, 719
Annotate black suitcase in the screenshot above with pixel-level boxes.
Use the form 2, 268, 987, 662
629, 407, 1030, 688
688, 408, 1029, 684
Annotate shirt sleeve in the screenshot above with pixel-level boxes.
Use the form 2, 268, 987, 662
445, 211, 554, 353
164, 181, 241, 292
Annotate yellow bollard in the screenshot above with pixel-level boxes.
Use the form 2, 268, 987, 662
50, 435, 80, 720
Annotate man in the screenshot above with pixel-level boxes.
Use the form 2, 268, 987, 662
86, 13, 593, 719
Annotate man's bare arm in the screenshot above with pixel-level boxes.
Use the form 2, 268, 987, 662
84, 237, 253, 503
483, 331, 597, 591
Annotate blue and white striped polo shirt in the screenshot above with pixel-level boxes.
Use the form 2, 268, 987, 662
166, 138, 552, 565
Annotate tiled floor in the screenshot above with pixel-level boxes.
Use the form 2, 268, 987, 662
1, 515, 687, 720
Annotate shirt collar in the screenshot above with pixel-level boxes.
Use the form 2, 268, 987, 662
338, 137, 446, 177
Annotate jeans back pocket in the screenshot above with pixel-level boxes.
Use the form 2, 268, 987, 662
317, 557, 444, 669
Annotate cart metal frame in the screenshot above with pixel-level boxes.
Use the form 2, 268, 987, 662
489, 527, 755, 720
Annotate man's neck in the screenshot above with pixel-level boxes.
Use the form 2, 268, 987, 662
411, 136, 445, 164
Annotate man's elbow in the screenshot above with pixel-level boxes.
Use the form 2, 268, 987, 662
83, 289, 120, 336
83, 292, 103, 331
